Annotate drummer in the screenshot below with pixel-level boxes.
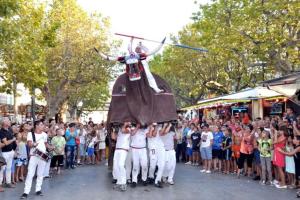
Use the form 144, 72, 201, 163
20, 120, 54, 199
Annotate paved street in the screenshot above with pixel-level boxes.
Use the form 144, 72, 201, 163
1, 163, 295, 200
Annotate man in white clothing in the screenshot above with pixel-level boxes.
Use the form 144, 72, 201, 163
130, 124, 148, 187
147, 123, 165, 188
112, 122, 131, 191
161, 123, 177, 185
21, 120, 53, 199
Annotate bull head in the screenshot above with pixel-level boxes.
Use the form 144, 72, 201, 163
94, 37, 166, 62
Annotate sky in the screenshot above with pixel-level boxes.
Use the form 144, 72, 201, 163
77, 0, 210, 52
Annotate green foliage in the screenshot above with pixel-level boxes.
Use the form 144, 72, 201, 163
151, 0, 300, 108
43, 0, 116, 118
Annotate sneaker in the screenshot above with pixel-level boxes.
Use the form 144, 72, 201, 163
126, 179, 132, 184
36, 191, 43, 196
200, 169, 206, 173
168, 180, 174, 185
162, 177, 167, 183
205, 170, 211, 174
275, 184, 287, 189
185, 161, 192, 165
20, 193, 28, 199
142, 180, 148, 186
195, 163, 199, 166
260, 180, 266, 185
113, 184, 120, 190
4, 183, 16, 188
155, 181, 163, 188
273, 180, 279, 185
148, 178, 154, 184
131, 182, 137, 188
120, 184, 127, 191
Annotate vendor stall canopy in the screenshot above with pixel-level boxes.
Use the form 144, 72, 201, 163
182, 86, 282, 110
262, 71, 300, 104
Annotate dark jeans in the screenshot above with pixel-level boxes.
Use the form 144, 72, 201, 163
176, 143, 186, 162
66, 145, 76, 168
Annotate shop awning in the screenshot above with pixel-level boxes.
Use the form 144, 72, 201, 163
182, 86, 282, 110
262, 72, 300, 105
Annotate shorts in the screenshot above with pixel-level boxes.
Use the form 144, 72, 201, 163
212, 149, 223, 159
79, 144, 85, 157
87, 147, 94, 156
192, 146, 199, 152
11, 159, 16, 173
253, 149, 261, 164
16, 158, 28, 167
51, 155, 64, 168
222, 149, 232, 161
99, 142, 106, 150
238, 152, 253, 169
232, 144, 241, 159
186, 147, 192, 156
200, 146, 212, 160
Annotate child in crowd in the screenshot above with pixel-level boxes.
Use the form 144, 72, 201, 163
212, 126, 224, 172
86, 130, 98, 165
51, 129, 66, 175
222, 126, 232, 174
285, 135, 295, 188
15, 132, 28, 182
278, 135, 300, 198
258, 130, 272, 185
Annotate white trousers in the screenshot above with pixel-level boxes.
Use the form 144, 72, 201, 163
148, 148, 165, 184
0, 150, 14, 184
132, 148, 148, 183
113, 150, 128, 185
43, 159, 51, 177
142, 60, 163, 93
24, 156, 46, 194
125, 148, 132, 180
163, 150, 176, 182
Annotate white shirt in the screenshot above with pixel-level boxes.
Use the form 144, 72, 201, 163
148, 130, 164, 150
27, 132, 48, 154
200, 131, 213, 148
161, 131, 176, 151
116, 130, 131, 150
98, 128, 107, 142
79, 129, 87, 144
131, 128, 147, 148
88, 137, 97, 148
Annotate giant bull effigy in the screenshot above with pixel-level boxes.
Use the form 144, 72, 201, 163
95, 38, 177, 126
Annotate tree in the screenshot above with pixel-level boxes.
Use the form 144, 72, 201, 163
42, 0, 116, 119
0, 0, 49, 119
151, 0, 299, 107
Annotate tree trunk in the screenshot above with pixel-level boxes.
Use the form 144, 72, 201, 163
12, 75, 17, 121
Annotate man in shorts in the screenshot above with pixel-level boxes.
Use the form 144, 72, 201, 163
200, 124, 213, 173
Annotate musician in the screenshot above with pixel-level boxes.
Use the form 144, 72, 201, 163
21, 120, 53, 199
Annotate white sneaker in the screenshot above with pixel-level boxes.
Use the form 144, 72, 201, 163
200, 169, 206, 173
185, 161, 192, 165
195, 163, 199, 166
275, 184, 287, 189
205, 170, 212, 174
168, 180, 174, 185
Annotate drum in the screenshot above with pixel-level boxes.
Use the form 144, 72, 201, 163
33, 149, 52, 161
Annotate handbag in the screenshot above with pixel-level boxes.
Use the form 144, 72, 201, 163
0, 156, 6, 167
75, 137, 80, 145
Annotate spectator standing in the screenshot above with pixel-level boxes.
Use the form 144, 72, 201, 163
0, 117, 16, 188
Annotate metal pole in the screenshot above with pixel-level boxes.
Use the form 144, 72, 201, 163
31, 86, 36, 121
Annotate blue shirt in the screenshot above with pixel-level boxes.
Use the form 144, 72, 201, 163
183, 127, 190, 142
65, 129, 78, 146
212, 131, 224, 150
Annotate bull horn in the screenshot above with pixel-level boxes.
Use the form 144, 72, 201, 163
146, 37, 166, 56
94, 47, 119, 61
